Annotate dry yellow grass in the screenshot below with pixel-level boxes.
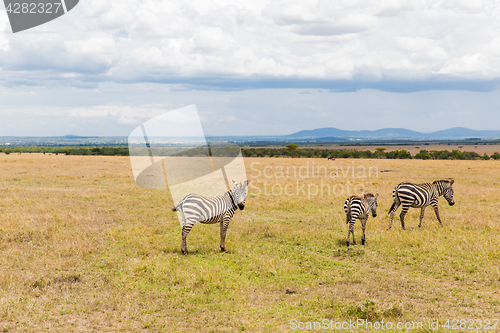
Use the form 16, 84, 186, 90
0, 154, 499, 332
257, 143, 500, 155
338, 143, 500, 155
340, 143, 500, 155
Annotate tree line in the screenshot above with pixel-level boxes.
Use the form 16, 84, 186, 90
2, 145, 500, 160
0, 146, 129, 156
242, 145, 500, 160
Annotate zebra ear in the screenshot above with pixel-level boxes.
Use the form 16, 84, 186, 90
243, 180, 249, 186
232, 180, 236, 185
375, 193, 379, 199
449, 179, 454, 185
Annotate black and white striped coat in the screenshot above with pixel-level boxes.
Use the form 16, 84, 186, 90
172, 180, 249, 255
343, 193, 379, 247
388, 179, 455, 230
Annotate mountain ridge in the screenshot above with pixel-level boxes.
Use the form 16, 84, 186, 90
287, 127, 500, 139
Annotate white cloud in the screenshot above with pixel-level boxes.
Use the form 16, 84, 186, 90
437, 53, 492, 77
0, 0, 500, 89
118, 116, 138, 125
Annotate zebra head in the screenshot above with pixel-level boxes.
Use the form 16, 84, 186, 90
231, 180, 249, 210
364, 193, 379, 218
434, 179, 455, 206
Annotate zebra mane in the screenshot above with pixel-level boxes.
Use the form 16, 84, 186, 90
433, 179, 454, 186
227, 189, 238, 209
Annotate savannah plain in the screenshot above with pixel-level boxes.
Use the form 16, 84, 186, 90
0, 153, 499, 332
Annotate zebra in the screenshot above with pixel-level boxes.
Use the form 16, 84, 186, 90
172, 180, 249, 255
387, 179, 455, 230
343, 193, 379, 246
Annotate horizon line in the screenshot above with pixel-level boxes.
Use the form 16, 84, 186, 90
2, 126, 500, 138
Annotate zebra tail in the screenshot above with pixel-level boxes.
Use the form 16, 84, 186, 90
346, 200, 352, 224
388, 190, 398, 214
388, 201, 396, 214
172, 196, 188, 212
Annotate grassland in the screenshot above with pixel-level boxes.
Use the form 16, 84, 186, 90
307, 143, 500, 155
0, 154, 499, 332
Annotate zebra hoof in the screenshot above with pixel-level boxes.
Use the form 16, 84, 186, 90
181, 250, 188, 256
346, 241, 349, 247
220, 248, 227, 253
362, 239, 365, 245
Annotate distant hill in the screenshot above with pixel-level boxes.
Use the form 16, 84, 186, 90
62, 135, 98, 139
287, 127, 500, 140
429, 127, 500, 139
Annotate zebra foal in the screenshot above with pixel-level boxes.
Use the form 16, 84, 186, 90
343, 193, 379, 246
388, 179, 455, 230
172, 180, 249, 255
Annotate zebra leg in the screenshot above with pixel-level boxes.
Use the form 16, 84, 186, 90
351, 221, 356, 245
361, 218, 367, 245
220, 217, 231, 252
432, 204, 443, 227
346, 222, 355, 246
419, 206, 427, 228
399, 205, 409, 230
388, 201, 400, 230
346, 224, 350, 247
181, 224, 193, 255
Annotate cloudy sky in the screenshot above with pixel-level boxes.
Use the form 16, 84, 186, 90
0, 0, 500, 136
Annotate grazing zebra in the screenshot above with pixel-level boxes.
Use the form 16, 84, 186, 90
343, 193, 379, 246
172, 180, 249, 255
387, 179, 455, 230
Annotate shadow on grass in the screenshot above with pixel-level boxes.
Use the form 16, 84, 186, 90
335, 237, 368, 247
332, 239, 366, 257
169, 248, 234, 256
332, 247, 365, 257
335, 238, 348, 247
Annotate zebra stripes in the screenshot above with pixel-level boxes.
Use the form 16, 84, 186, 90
172, 180, 249, 255
388, 179, 455, 230
343, 193, 379, 246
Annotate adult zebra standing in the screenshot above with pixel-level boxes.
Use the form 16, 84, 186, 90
172, 180, 249, 255
343, 193, 379, 246
388, 179, 455, 230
